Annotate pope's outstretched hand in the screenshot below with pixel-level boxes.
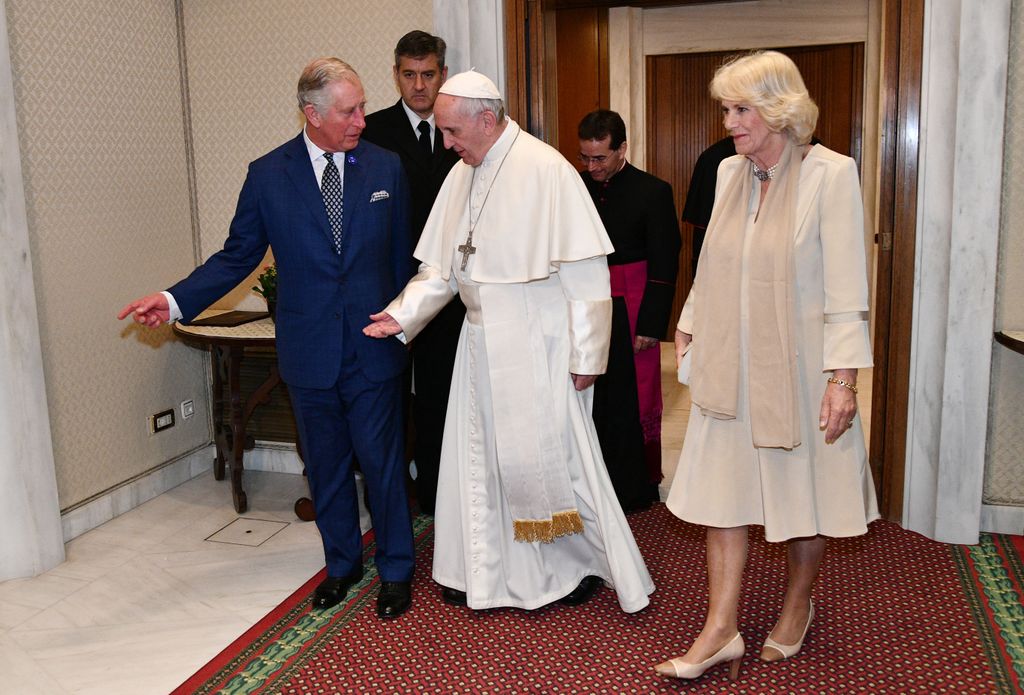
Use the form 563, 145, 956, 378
364, 311, 403, 339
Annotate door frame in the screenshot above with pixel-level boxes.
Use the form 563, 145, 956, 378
503, 0, 923, 522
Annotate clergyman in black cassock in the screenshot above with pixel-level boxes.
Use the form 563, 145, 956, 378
579, 109, 680, 512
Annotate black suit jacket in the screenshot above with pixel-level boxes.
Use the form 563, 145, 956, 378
362, 100, 459, 241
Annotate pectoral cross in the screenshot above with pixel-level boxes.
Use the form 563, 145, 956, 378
458, 233, 477, 271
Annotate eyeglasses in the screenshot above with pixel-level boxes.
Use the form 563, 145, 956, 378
578, 153, 610, 165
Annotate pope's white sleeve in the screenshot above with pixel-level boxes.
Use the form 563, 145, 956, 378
558, 256, 612, 375
384, 262, 459, 344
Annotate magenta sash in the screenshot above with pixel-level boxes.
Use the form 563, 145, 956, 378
608, 261, 663, 465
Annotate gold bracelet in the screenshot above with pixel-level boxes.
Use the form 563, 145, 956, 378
827, 376, 858, 394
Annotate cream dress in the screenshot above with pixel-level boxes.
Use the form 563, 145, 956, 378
666, 146, 879, 541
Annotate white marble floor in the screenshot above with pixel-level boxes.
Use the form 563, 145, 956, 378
0, 346, 872, 694
0, 470, 328, 695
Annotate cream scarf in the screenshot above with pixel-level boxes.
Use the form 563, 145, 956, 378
690, 139, 803, 449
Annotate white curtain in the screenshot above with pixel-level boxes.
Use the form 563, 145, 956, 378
0, 0, 64, 581
433, 0, 506, 99
903, 0, 1011, 544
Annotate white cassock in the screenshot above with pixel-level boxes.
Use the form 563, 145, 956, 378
384, 120, 655, 612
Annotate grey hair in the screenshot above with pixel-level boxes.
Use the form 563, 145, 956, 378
453, 95, 506, 122
297, 57, 361, 115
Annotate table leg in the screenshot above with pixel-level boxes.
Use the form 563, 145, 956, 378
226, 345, 248, 513
211, 346, 227, 481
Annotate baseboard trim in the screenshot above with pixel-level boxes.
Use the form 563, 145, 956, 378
980, 503, 1024, 535
61, 442, 305, 542
244, 441, 305, 475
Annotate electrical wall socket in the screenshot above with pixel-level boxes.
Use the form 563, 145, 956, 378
150, 409, 175, 434
181, 399, 195, 419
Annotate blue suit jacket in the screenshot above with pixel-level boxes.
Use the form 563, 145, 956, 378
169, 133, 414, 389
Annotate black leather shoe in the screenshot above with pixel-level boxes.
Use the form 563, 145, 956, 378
559, 575, 604, 606
377, 581, 412, 618
441, 587, 468, 606
312, 570, 364, 610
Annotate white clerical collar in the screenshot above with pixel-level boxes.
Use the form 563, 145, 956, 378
400, 99, 435, 136
479, 117, 517, 167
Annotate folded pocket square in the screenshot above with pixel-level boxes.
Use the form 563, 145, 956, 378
370, 190, 390, 202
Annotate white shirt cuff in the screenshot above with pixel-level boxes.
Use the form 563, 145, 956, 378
162, 291, 183, 323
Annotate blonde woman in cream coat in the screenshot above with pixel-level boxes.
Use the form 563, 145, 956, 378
654, 51, 878, 681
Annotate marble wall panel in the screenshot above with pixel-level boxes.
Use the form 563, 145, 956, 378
0, 0, 64, 579
433, 0, 504, 95
905, 0, 1010, 542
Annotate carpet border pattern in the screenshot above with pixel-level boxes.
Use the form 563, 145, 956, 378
174, 515, 433, 695
953, 532, 1024, 694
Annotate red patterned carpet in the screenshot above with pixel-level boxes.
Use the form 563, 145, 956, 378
175, 505, 1022, 694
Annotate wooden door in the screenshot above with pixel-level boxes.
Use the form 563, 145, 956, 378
646, 43, 865, 335
552, 7, 609, 163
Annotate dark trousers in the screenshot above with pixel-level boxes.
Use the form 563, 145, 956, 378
288, 341, 414, 582
409, 297, 465, 515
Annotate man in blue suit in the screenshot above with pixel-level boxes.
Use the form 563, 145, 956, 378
118, 58, 416, 618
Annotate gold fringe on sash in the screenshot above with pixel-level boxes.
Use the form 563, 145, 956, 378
512, 509, 585, 543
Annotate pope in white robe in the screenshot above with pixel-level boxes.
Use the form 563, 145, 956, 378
364, 71, 654, 613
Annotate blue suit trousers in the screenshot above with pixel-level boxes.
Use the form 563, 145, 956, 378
288, 332, 414, 582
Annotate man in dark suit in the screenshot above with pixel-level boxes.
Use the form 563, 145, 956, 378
118, 58, 415, 619
362, 31, 461, 516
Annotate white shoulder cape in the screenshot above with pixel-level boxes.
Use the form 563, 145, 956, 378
414, 120, 613, 283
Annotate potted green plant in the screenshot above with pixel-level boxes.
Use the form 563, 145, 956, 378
252, 265, 277, 321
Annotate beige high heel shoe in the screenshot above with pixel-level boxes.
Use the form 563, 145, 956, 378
654, 632, 744, 680
761, 600, 815, 662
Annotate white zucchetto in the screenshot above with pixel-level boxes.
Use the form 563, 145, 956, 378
438, 70, 502, 99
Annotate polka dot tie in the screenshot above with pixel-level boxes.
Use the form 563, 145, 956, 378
322, 152, 343, 253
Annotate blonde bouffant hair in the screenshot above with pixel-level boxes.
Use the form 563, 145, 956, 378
710, 50, 818, 145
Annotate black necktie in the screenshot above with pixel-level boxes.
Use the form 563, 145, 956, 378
417, 121, 432, 156
322, 152, 343, 253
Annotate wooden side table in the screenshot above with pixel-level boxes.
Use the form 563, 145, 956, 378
173, 312, 314, 519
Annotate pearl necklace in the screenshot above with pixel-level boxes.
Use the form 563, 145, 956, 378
752, 162, 778, 181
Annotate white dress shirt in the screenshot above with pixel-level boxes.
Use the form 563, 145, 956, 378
401, 99, 435, 144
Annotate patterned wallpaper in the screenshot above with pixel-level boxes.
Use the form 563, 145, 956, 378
182, 0, 433, 308
986, 0, 1024, 505
5, 0, 211, 509
4, 0, 432, 510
